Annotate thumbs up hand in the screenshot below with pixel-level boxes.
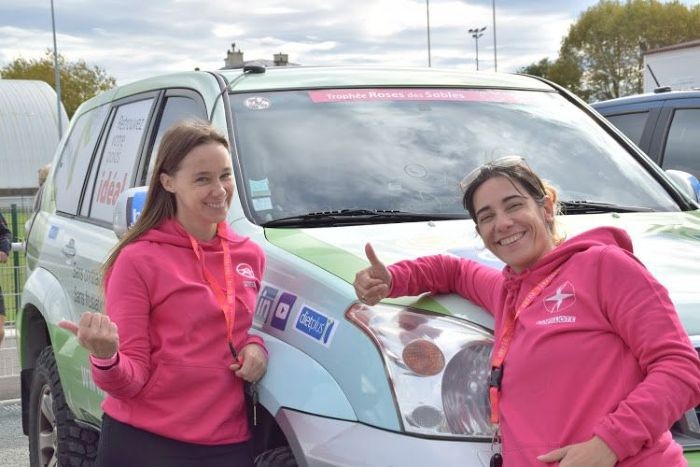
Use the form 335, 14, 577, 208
353, 243, 392, 306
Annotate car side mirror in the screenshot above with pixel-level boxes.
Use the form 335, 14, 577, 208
113, 186, 148, 239
665, 170, 700, 203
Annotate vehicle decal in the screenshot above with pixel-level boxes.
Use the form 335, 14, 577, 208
294, 305, 337, 347
48, 224, 59, 240
244, 96, 272, 110
252, 197, 273, 211
270, 292, 297, 331
255, 286, 278, 323
308, 88, 525, 104
249, 178, 271, 197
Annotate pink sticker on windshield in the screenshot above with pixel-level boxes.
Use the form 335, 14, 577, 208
308, 88, 523, 104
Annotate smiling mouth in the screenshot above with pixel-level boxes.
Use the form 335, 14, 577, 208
205, 201, 226, 209
498, 232, 525, 246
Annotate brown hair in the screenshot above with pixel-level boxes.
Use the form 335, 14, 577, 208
461, 158, 564, 244
103, 120, 229, 276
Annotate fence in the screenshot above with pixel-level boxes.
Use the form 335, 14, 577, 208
1, 199, 33, 326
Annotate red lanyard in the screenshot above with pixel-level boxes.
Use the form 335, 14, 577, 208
488, 267, 561, 425
187, 222, 239, 361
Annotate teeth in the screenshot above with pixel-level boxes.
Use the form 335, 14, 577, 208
499, 232, 524, 246
206, 202, 225, 208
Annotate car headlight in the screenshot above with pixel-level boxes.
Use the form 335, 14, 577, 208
346, 302, 495, 439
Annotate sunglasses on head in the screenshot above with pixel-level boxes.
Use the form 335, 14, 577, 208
459, 156, 528, 194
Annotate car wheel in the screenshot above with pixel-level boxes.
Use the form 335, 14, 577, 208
255, 446, 297, 467
28, 346, 99, 467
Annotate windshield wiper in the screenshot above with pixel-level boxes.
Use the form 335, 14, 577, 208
262, 209, 465, 228
560, 200, 654, 214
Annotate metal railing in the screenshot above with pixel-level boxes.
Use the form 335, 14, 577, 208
1, 202, 33, 326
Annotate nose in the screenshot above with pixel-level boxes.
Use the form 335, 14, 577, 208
494, 211, 514, 232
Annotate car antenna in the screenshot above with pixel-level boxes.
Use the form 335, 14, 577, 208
209, 65, 267, 121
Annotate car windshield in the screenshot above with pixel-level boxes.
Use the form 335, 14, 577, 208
229, 88, 679, 226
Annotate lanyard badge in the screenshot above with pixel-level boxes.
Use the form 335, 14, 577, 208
188, 222, 239, 363
488, 266, 561, 435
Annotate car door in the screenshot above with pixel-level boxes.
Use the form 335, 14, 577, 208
651, 97, 700, 180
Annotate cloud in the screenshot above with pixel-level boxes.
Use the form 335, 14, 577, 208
0, 0, 598, 84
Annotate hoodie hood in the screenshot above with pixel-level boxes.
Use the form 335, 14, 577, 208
502, 226, 633, 283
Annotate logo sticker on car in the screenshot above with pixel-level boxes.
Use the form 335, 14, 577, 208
294, 305, 336, 347
270, 292, 297, 331
255, 286, 278, 323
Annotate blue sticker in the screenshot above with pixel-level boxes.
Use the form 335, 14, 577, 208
270, 292, 297, 331
126, 191, 146, 229
249, 178, 271, 197
48, 225, 59, 240
294, 306, 337, 347
255, 286, 278, 323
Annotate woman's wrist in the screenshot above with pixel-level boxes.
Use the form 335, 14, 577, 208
90, 352, 119, 370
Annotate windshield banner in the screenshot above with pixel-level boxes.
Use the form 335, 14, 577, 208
308, 88, 523, 104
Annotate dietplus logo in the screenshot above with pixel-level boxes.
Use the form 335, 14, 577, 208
294, 306, 336, 347
236, 263, 255, 279
543, 281, 576, 314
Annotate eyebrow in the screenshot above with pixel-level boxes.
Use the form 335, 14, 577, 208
475, 194, 525, 217
193, 168, 231, 177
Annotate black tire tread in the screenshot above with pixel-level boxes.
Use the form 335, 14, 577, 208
29, 346, 98, 467
255, 446, 297, 467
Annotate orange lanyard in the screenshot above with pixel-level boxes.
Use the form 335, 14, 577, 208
188, 222, 239, 362
489, 267, 561, 425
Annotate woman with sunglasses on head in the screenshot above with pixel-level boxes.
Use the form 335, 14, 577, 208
59, 120, 267, 467
354, 157, 700, 466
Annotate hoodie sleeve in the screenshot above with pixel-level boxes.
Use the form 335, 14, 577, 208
91, 247, 155, 399
387, 254, 503, 313
592, 246, 700, 461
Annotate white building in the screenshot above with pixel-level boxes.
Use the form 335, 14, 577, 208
644, 40, 700, 93
0, 79, 68, 207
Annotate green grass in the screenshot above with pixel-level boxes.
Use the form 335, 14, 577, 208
0, 205, 32, 325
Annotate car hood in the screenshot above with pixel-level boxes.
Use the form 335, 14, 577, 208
265, 211, 700, 338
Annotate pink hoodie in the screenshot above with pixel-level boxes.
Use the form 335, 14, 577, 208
388, 226, 700, 466
91, 218, 266, 445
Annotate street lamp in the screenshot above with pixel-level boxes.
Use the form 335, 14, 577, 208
468, 26, 487, 71
50, 0, 63, 137
426, 0, 432, 67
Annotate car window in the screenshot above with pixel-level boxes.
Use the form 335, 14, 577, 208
142, 95, 208, 185
662, 108, 700, 179
605, 112, 648, 145
230, 88, 679, 225
53, 105, 110, 215
87, 98, 154, 223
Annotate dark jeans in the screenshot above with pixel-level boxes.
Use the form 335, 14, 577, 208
97, 413, 254, 467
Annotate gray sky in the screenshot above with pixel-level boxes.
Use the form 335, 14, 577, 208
0, 0, 697, 85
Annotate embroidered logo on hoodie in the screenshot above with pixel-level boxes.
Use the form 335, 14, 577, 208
543, 281, 576, 314
537, 281, 577, 326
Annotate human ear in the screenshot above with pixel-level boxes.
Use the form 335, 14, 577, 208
160, 172, 175, 193
543, 195, 555, 223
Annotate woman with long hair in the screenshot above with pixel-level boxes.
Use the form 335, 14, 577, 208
60, 120, 267, 466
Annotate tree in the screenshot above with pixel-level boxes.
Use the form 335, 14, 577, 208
518, 0, 700, 101
561, 0, 700, 101
518, 58, 553, 78
1, 50, 116, 118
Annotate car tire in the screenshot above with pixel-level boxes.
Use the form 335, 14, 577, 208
28, 346, 99, 467
255, 446, 297, 467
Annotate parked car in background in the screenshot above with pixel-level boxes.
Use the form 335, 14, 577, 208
592, 89, 700, 185
17, 67, 700, 466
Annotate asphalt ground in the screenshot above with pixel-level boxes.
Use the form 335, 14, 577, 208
0, 399, 30, 467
